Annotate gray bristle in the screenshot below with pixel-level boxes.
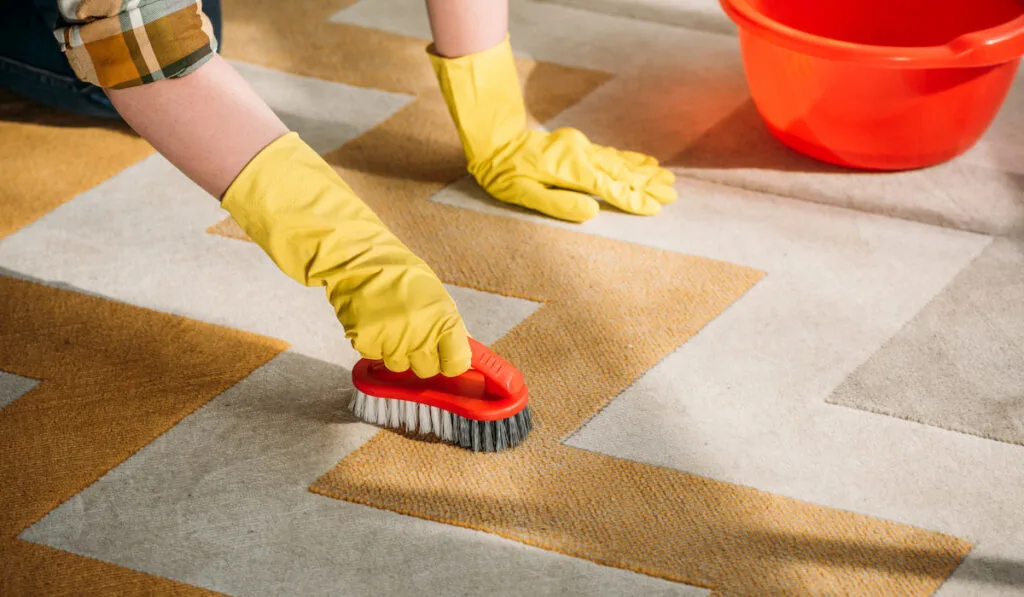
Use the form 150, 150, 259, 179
349, 391, 532, 452
483, 421, 494, 453
496, 417, 509, 451
508, 410, 522, 447
458, 416, 471, 449
519, 406, 533, 435
469, 420, 479, 451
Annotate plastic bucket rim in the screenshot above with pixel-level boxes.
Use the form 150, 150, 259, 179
720, 0, 1024, 68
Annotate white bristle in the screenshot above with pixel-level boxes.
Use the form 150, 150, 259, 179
429, 406, 441, 436
404, 401, 418, 432
387, 398, 402, 428
375, 396, 389, 426
440, 410, 454, 442
350, 391, 364, 414
365, 396, 377, 421
418, 404, 432, 434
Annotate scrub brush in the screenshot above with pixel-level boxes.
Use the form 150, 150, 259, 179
349, 337, 532, 451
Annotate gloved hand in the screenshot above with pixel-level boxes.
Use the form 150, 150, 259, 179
429, 36, 677, 223
221, 132, 472, 378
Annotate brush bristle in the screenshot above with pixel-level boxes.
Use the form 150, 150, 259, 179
349, 390, 532, 452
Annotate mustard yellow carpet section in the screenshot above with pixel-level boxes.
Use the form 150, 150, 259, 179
0, 55, 239, 597
0, 275, 286, 595
0, 91, 153, 239
206, 3, 973, 594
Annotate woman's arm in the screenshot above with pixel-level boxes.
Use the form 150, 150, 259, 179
425, 0, 508, 58
106, 55, 288, 199
104, 53, 470, 377
423, 0, 678, 222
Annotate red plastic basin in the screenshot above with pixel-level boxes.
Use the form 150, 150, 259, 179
720, 0, 1024, 170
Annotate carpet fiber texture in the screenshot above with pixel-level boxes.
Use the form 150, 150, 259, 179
0, 276, 285, 595
2, 0, 1023, 595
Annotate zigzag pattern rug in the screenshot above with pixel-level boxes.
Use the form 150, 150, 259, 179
2, 0, 1022, 595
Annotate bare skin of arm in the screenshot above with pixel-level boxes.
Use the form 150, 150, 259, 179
105, 54, 288, 200
425, 0, 509, 57
105, 2, 507, 198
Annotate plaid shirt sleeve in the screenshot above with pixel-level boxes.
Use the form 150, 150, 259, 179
53, 0, 218, 89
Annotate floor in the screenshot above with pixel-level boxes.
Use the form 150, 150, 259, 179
2, 0, 1023, 595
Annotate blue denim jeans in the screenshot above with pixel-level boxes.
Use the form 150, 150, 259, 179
0, 0, 222, 120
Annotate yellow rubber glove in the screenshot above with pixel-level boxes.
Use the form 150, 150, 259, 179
429, 37, 677, 223
221, 132, 472, 377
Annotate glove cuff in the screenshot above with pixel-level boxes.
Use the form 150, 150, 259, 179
220, 131, 401, 289
427, 35, 528, 168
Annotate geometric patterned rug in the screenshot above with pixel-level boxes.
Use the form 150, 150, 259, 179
3, 0, 1023, 595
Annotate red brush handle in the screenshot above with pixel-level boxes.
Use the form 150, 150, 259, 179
468, 337, 526, 400
352, 338, 529, 421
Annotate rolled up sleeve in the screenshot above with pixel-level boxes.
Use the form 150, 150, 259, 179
54, 0, 218, 89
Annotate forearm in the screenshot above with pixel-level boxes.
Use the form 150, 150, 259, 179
105, 55, 288, 199
425, 0, 508, 57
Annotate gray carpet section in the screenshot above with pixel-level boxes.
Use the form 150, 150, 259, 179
0, 370, 38, 409
535, 0, 737, 36
828, 237, 1024, 446
672, 100, 1024, 238
21, 351, 701, 597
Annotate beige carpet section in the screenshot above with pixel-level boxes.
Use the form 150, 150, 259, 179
0, 370, 37, 409
0, 92, 153, 239
535, 0, 737, 35
0, 275, 285, 595
673, 97, 1024, 237
829, 237, 1024, 446
201, 3, 974, 594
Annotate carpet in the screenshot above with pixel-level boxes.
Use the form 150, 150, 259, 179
2, 0, 1023, 595
828, 237, 1024, 447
